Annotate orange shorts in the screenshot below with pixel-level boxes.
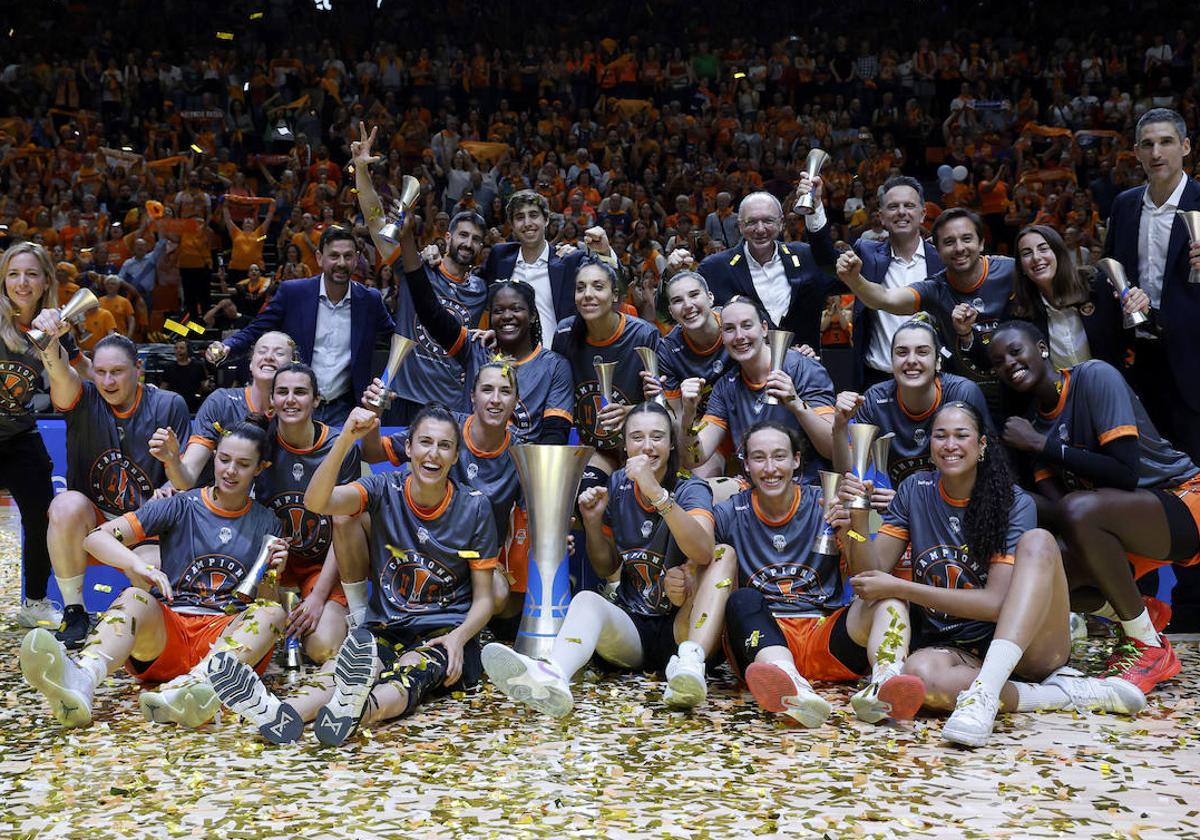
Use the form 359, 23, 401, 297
501, 506, 531, 594
278, 556, 348, 607
777, 607, 862, 682
126, 601, 271, 683
1128, 475, 1200, 580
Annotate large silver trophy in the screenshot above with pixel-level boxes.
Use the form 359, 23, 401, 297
27, 288, 99, 351
377, 176, 422, 244
510, 444, 595, 659
764, 329, 794, 406
366, 334, 416, 409
1178, 211, 1200, 284
635, 346, 667, 408
847, 423, 880, 510
1096, 258, 1149, 329
812, 470, 842, 556
793, 149, 830, 215
233, 536, 283, 603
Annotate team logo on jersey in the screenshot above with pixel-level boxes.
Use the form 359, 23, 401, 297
1058, 423, 1069, 444
414, 295, 471, 356
913, 427, 927, 447
948, 516, 961, 534
417, 526, 430, 544
269, 491, 332, 563
890, 456, 933, 484
746, 562, 827, 605
218, 527, 233, 544
178, 554, 248, 607
912, 545, 984, 623
292, 463, 304, 482
573, 381, 627, 447
381, 551, 455, 611
88, 449, 155, 513
971, 297, 985, 311
620, 548, 668, 612
0, 359, 38, 413
466, 462, 479, 481
640, 519, 653, 539
772, 534, 787, 552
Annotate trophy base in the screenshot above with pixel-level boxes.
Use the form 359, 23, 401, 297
1189, 270, 1200, 285
812, 533, 840, 556
1123, 312, 1150, 329
364, 394, 392, 410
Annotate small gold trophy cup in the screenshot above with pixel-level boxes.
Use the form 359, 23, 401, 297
28, 288, 99, 351
366, 334, 417, 409
812, 470, 842, 556
594, 360, 617, 406
635, 346, 667, 408
1096, 258, 1149, 329
793, 149, 830, 215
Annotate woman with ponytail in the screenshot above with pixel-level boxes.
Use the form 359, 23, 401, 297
843, 401, 1145, 747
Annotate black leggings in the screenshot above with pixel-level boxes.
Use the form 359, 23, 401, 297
0, 430, 55, 600
724, 587, 867, 675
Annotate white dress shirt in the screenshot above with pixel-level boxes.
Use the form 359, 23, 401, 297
743, 206, 830, 328
1137, 173, 1187, 309
513, 242, 556, 337
1042, 296, 1092, 368
866, 243, 928, 372
311, 276, 353, 400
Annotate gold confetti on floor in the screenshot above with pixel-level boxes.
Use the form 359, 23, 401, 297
0, 505, 1197, 838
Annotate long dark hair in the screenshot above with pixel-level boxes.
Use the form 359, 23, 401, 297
624, 401, 680, 492
1009, 224, 1092, 318
933, 400, 1015, 567
566, 255, 623, 349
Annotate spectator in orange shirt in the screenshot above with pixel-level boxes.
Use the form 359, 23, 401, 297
76, 305, 117, 352
98, 274, 135, 337
223, 199, 277, 283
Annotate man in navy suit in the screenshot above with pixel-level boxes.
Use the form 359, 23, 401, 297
207, 227, 395, 426
852, 175, 945, 390
1103, 108, 1200, 632
478, 190, 617, 337
697, 176, 840, 351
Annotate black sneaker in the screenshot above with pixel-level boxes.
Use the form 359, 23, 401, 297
314, 627, 380, 747
56, 605, 91, 650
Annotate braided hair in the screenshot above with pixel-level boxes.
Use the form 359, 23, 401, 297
487, 278, 542, 348
934, 400, 1015, 566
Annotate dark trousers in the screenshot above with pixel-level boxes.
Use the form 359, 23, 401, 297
180, 267, 212, 319
0, 430, 55, 600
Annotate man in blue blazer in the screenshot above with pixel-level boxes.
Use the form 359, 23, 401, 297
697, 178, 840, 351
207, 227, 395, 426
852, 175, 945, 390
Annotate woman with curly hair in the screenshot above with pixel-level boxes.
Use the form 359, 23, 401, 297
843, 400, 1145, 747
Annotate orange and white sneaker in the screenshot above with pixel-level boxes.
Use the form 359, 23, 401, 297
744, 660, 831, 728
851, 663, 926, 724
1142, 596, 1172, 634
1103, 635, 1181, 694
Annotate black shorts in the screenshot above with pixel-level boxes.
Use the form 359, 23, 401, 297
626, 610, 679, 673
908, 610, 995, 662
370, 625, 483, 714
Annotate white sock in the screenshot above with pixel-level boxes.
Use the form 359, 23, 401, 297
1013, 680, 1070, 712
770, 656, 812, 690
343, 579, 369, 625
871, 658, 903, 683
76, 649, 108, 688
975, 638, 1024, 701
56, 574, 84, 607
1119, 609, 1160, 647
677, 639, 705, 663
1092, 602, 1120, 621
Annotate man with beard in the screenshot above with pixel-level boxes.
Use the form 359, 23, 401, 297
350, 125, 488, 419
206, 227, 395, 426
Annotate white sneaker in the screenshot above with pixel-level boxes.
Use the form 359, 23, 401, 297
942, 679, 1000, 747
1044, 667, 1146, 715
482, 643, 574, 718
1069, 613, 1088, 642
139, 673, 220, 728
663, 649, 707, 710
19, 628, 95, 728
17, 598, 62, 629
744, 660, 831, 728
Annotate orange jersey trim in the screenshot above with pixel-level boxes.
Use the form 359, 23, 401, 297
751, 485, 801, 527
201, 487, 253, 517
544, 407, 573, 421
898, 378, 943, 422
1038, 370, 1071, 420
878, 523, 909, 541
937, 479, 969, 507
586, 313, 627, 347
404, 475, 454, 521
699, 413, 728, 431
381, 435, 402, 466
462, 415, 511, 458
111, 384, 144, 419
121, 512, 147, 543
1098, 425, 1138, 445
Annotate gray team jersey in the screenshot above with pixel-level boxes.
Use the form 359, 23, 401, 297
657, 323, 729, 404
455, 342, 574, 442
0, 331, 79, 442
855, 374, 990, 485
1029, 359, 1198, 491
881, 472, 1035, 643
702, 348, 835, 482
122, 487, 282, 614
254, 423, 361, 571
392, 263, 488, 409
601, 471, 714, 616
551, 313, 661, 451
58, 383, 191, 516
189, 386, 270, 487
714, 486, 849, 617
351, 466, 498, 633
382, 413, 525, 543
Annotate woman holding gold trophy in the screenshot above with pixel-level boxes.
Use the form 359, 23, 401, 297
19, 421, 288, 730
0, 242, 91, 628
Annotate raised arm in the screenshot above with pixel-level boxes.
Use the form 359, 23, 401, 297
32, 308, 83, 410
305, 411, 375, 516
349, 124, 398, 265
836, 251, 918, 316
